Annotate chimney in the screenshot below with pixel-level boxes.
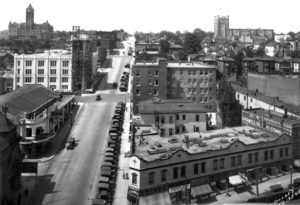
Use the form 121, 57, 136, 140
185, 135, 189, 148
283, 108, 288, 118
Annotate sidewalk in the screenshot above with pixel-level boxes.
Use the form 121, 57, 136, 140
113, 101, 132, 205
23, 102, 84, 163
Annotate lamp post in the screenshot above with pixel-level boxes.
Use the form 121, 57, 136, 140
290, 163, 293, 188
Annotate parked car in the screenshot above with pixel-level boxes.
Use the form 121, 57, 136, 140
125, 63, 130, 68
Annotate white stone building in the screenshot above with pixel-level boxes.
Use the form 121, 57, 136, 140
13, 49, 72, 92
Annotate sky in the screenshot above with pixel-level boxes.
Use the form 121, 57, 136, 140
0, 0, 300, 34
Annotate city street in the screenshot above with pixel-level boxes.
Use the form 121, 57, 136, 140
26, 39, 133, 205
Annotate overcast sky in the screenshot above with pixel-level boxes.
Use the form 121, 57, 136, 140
0, 0, 300, 34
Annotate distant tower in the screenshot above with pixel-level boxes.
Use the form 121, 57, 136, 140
26, 4, 34, 32
214, 15, 230, 39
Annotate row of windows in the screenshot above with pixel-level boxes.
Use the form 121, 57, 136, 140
187, 87, 213, 94
20, 60, 69, 67
180, 69, 213, 76
20, 77, 69, 83
136, 70, 159, 77
136, 89, 158, 96
186, 78, 213, 84
18, 69, 69, 75
237, 93, 254, 103
158, 114, 201, 124
136, 79, 159, 86
138, 147, 290, 185
160, 125, 197, 136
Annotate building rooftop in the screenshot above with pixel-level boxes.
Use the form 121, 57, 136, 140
139, 98, 207, 114
231, 83, 300, 115
167, 62, 215, 69
243, 108, 300, 128
0, 85, 59, 116
133, 126, 282, 162
15, 49, 71, 58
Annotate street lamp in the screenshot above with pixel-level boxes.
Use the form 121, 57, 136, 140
290, 163, 293, 188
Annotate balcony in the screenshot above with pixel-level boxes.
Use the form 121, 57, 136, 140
22, 113, 48, 124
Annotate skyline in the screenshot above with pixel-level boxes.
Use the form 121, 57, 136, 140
1, 0, 300, 34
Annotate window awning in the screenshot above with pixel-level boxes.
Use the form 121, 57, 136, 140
191, 184, 212, 197
229, 175, 245, 186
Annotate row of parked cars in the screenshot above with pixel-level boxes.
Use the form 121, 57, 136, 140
119, 71, 129, 92
93, 101, 126, 205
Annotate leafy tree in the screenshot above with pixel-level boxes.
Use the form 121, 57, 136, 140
217, 81, 242, 127
159, 39, 170, 57
178, 51, 187, 61
287, 31, 295, 41
183, 32, 202, 54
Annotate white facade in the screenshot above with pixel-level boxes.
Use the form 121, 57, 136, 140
13, 49, 72, 92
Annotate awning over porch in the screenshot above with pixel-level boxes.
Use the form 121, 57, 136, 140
229, 175, 245, 186
191, 184, 212, 197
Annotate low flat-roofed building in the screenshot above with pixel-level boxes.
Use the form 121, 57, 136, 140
242, 108, 300, 159
128, 126, 292, 202
139, 98, 208, 136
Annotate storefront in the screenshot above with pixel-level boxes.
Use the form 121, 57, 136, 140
190, 184, 212, 203
169, 183, 190, 204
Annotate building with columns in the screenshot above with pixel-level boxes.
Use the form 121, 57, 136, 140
13, 49, 72, 92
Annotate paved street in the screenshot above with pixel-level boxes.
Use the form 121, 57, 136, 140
26, 39, 133, 205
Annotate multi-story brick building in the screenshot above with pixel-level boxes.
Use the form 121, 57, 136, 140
13, 49, 72, 92
139, 99, 208, 136
127, 126, 292, 203
132, 60, 217, 114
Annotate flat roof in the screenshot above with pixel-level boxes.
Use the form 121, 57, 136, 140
139, 99, 207, 114
134, 126, 283, 162
167, 62, 215, 69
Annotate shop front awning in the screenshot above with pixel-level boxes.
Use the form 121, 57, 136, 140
191, 184, 212, 197
229, 175, 245, 186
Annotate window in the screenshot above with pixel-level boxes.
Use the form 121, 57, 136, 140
38, 69, 44, 74
25, 77, 31, 83
244, 96, 246, 101
248, 153, 253, 163
148, 90, 152, 95
209, 78, 212, 83
175, 127, 180, 134
154, 89, 158, 96
196, 115, 199, 122
182, 114, 186, 120
200, 71, 203, 75
231, 156, 236, 167
132, 173, 137, 185
161, 170, 167, 182
285, 147, 289, 157
50, 69, 56, 75
193, 79, 197, 84
264, 150, 269, 161
193, 70, 196, 75
62, 69, 69, 75
192, 87, 196, 93
149, 172, 155, 184
250, 98, 253, 102
188, 78, 192, 84
182, 126, 185, 132
161, 116, 165, 124
154, 80, 159, 86
17, 60, 20, 66
26, 128, 32, 137
237, 155, 242, 166
237, 94, 240, 99
37, 77, 44, 83
201, 162, 206, 173
17, 69, 20, 74
173, 167, 178, 179
169, 116, 173, 123
188, 70, 191, 75
50, 77, 56, 83
50, 85, 56, 90
204, 97, 208, 103
280, 148, 283, 158
194, 163, 199, 175
148, 70, 152, 75
38, 60, 44, 67
147, 79, 151, 85
155, 70, 159, 76
25, 60, 32, 67
188, 88, 192, 93
62, 77, 68, 83
213, 159, 218, 171
25, 69, 32, 75
62, 61, 69, 67
270, 150, 274, 160
136, 71, 141, 77
181, 166, 186, 177
62, 85, 68, 89
199, 88, 203, 93
136, 89, 140, 95
136, 80, 140, 86
50, 60, 57, 67
169, 128, 173, 136
160, 128, 165, 136
205, 70, 208, 75
220, 158, 225, 169
254, 152, 259, 162
176, 114, 179, 120
17, 77, 19, 83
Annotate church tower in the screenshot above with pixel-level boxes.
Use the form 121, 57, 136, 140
26, 4, 34, 32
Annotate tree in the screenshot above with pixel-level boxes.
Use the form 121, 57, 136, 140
159, 39, 170, 57
178, 51, 187, 61
287, 31, 295, 41
183, 32, 202, 54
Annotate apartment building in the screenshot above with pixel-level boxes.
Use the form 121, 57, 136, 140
139, 98, 208, 136
128, 126, 292, 203
13, 49, 72, 92
132, 60, 217, 114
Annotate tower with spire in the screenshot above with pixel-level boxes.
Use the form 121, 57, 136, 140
26, 4, 34, 32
